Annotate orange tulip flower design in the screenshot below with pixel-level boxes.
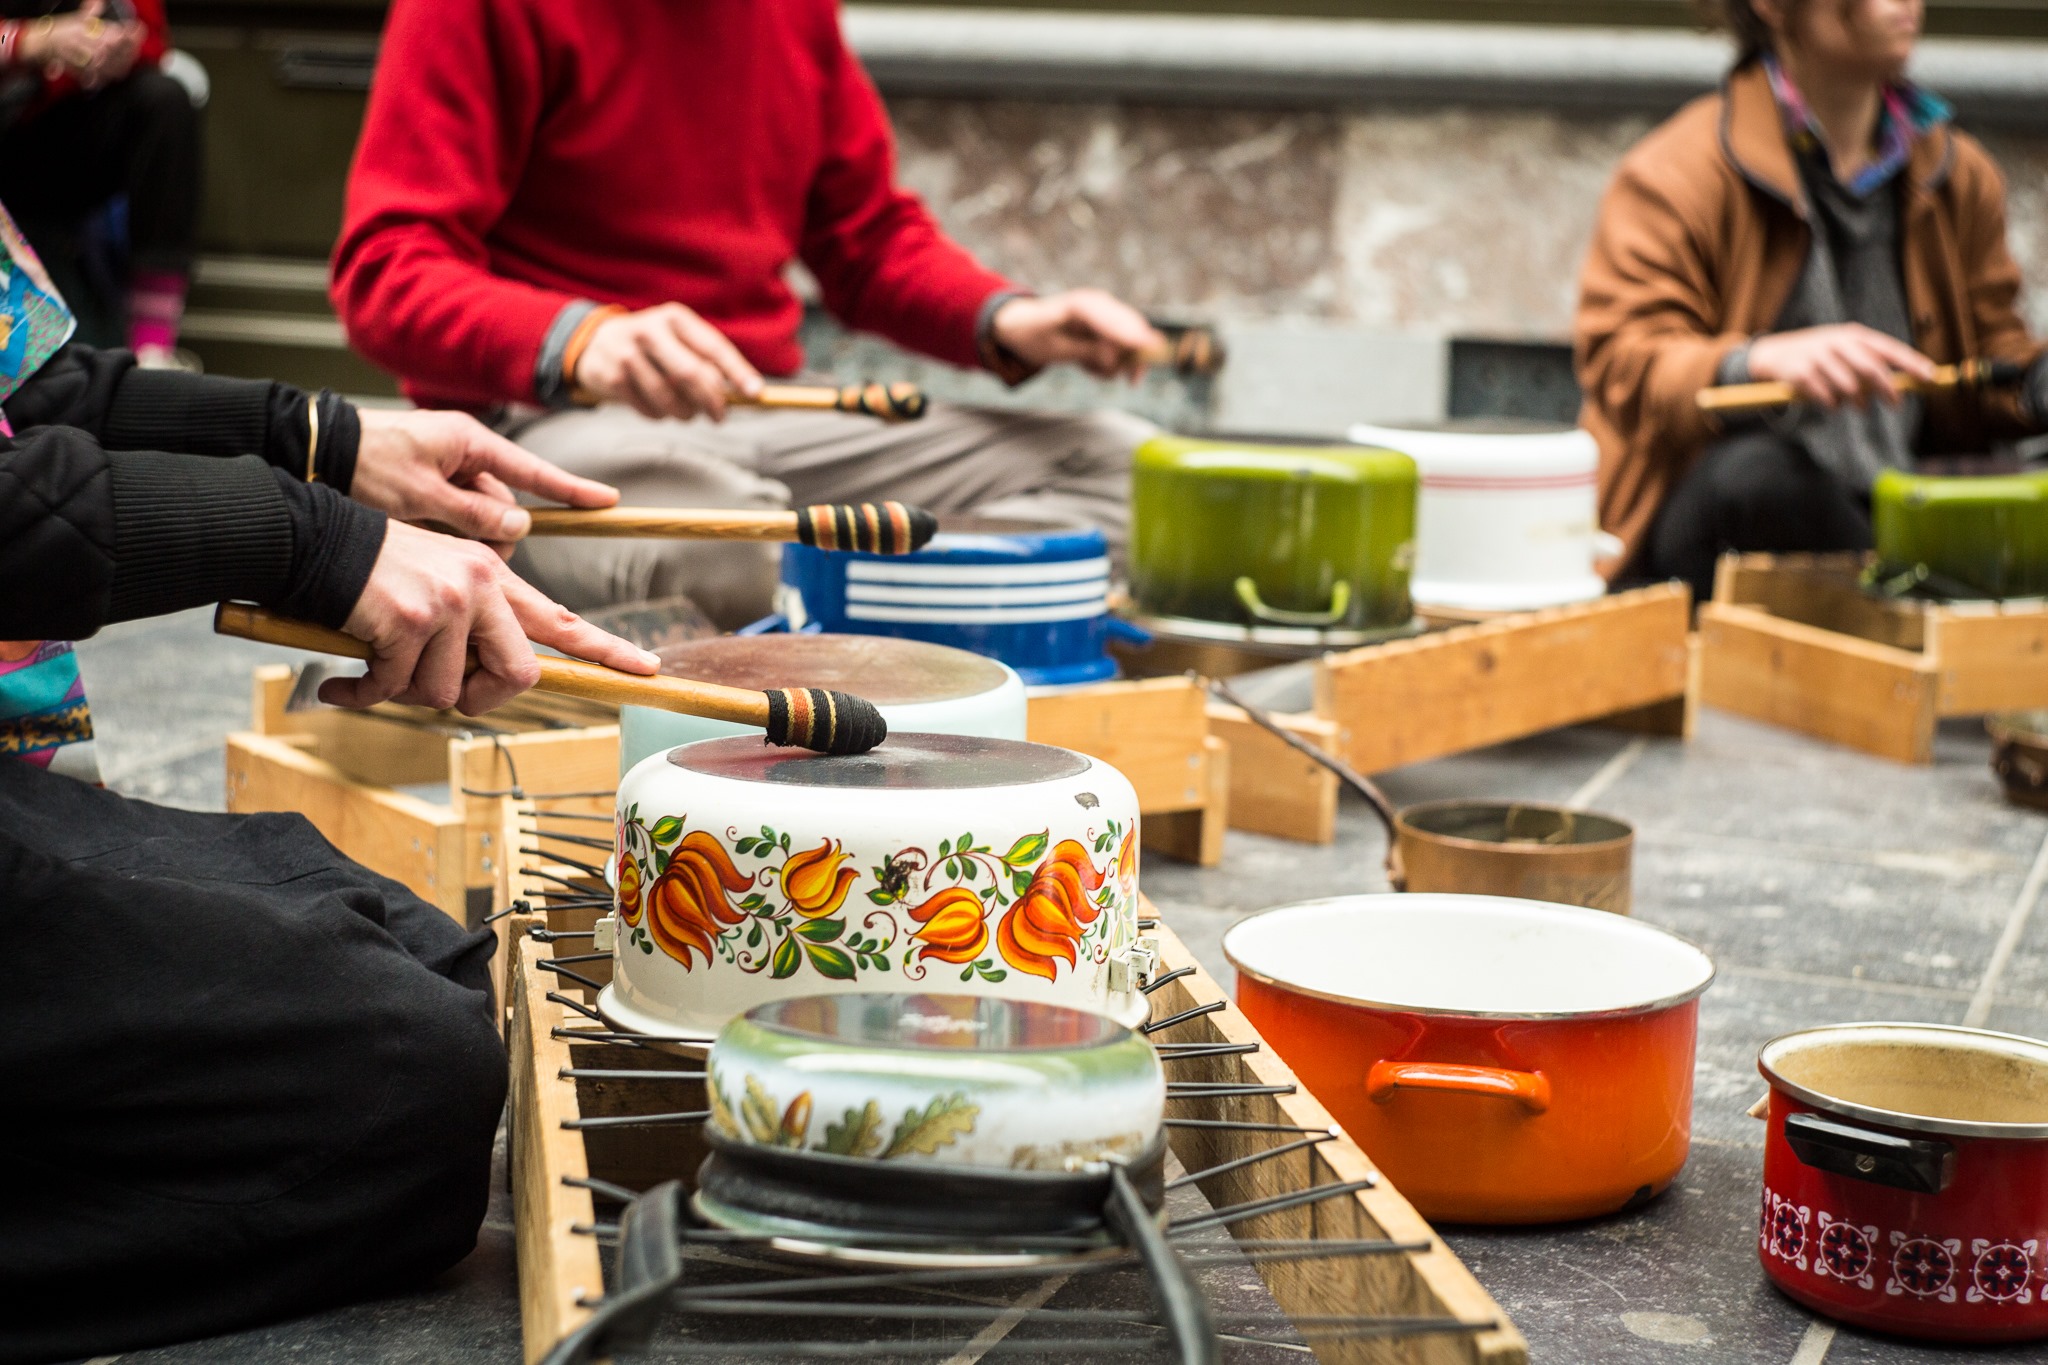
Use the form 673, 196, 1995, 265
997, 840, 1107, 981
644, 831, 754, 969
908, 886, 989, 964
780, 839, 857, 919
616, 851, 645, 923
1115, 829, 1137, 899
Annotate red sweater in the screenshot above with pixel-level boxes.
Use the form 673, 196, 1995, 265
331, 0, 1016, 409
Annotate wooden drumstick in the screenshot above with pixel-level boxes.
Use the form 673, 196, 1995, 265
524, 501, 939, 553
1138, 323, 1227, 377
213, 604, 888, 755
737, 381, 928, 422
1696, 357, 2025, 414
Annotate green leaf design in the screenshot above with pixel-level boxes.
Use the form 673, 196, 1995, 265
1003, 831, 1049, 868
867, 887, 897, 906
649, 815, 684, 846
959, 832, 974, 853
821, 1100, 884, 1157
803, 942, 858, 980
872, 955, 891, 972
746, 923, 762, 949
770, 935, 802, 980
959, 965, 974, 982
639, 938, 654, 955
796, 917, 844, 943
939, 838, 952, 857
882, 1093, 980, 1159
741, 1075, 781, 1144
781, 832, 791, 852
735, 836, 759, 856
760, 825, 776, 842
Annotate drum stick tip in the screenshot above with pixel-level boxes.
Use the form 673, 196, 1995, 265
762, 688, 888, 755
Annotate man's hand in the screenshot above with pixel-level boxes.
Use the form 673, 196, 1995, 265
1746, 325, 1937, 409
573, 303, 763, 422
322, 521, 660, 715
351, 407, 620, 554
989, 290, 1165, 380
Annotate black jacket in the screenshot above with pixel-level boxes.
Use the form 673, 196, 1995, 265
0, 345, 384, 641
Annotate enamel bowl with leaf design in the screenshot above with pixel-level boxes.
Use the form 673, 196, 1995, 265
704, 993, 1165, 1175
602, 733, 1147, 1039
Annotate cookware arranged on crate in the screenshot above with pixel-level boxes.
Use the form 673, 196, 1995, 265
1128, 435, 1419, 650
616, 633, 1027, 776
604, 733, 1147, 1040
1871, 468, 2048, 600
1347, 422, 1619, 612
1225, 894, 1713, 1223
776, 515, 1133, 688
1754, 1023, 2048, 1342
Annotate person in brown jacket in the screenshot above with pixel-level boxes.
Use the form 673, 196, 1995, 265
1575, 0, 2048, 603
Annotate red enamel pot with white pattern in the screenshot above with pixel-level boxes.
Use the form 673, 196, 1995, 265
1757, 1023, 2048, 1342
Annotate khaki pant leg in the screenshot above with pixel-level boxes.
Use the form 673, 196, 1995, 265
504, 406, 792, 627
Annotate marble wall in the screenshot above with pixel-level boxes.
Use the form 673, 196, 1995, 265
889, 97, 2048, 343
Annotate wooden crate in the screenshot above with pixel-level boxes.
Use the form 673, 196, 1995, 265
1027, 674, 1229, 866
507, 893, 1527, 1365
1195, 584, 1695, 844
1698, 552, 2048, 764
227, 665, 619, 925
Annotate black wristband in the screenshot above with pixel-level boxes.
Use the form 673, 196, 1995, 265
316, 391, 362, 494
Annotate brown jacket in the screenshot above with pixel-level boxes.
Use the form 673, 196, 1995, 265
1575, 61, 2045, 579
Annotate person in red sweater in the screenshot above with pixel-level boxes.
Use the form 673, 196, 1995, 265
332, 0, 1163, 625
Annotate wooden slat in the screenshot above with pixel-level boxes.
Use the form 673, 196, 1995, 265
1205, 703, 1341, 844
1926, 607, 2048, 715
1314, 584, 1692, 775
510, 932, 602, 1365
1141, 734, 1230, 866
1697, 603, 1940, 763
1149, 919, 1527, 1365
1028, 675, 1211, 813
225, 731, 468, 919
1711, 551, 1925, 649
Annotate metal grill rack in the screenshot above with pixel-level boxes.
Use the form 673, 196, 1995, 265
502, 795, 1526, 1365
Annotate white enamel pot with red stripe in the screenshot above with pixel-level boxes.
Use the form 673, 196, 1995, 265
1348, 423, 1622, 612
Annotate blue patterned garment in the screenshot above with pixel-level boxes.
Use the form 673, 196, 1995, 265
1764, 56, 1951, 198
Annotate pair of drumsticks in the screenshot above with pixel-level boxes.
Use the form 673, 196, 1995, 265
218, 497, 947, 755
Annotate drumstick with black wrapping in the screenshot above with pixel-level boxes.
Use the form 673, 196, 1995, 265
1696, 357, 2027, 414
524, 501, 939, 554
213, 605, 888, 755
738, 381, 928, 422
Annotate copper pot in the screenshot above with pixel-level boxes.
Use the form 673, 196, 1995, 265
1395, 801, 1633, 915
1211, 680, 1634, 914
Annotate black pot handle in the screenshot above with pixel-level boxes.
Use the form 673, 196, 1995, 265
1784, 1111, 1957, 1194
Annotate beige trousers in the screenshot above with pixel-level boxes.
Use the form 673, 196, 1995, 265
505, 401, 1155, 627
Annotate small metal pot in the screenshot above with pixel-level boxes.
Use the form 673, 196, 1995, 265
1395, 801, 1634, 915
1988, 712, 2048, 812
1211, 680, 1635, 913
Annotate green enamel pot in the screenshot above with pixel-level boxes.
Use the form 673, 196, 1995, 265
1129, 436, 1417, 634
1873, 469, 2048, 600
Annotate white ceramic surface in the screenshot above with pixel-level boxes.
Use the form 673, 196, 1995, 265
706, 993, 1165, 1171
1348, 424, 1620, 611
1223, 894, 1715, 1019
604, 733, 1147, 1037
618, 634, 1028, 776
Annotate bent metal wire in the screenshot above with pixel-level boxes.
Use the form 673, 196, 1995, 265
517, 807, 1498, 1365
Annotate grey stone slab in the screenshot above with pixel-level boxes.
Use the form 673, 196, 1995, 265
1628, 837, 2022, 998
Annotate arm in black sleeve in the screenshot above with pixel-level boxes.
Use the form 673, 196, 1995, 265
0, 344, 364, 491
0, 426, 385, 642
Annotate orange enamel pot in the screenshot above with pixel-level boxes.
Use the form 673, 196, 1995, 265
1225, 895, 1716, 1224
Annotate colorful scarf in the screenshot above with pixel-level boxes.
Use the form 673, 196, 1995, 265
1764, 56, 1951, 198
0, 197, 94, 780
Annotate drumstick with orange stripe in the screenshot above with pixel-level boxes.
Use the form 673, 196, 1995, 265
738, 381, 929, 422
523, 501, 940, 554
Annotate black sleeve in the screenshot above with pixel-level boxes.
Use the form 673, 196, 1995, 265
0, 426, 386, 641
1, 344, 364, 492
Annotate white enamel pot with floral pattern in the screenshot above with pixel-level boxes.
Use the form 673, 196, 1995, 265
704, 993, 1165, 1173
602, 733, 1147, 1039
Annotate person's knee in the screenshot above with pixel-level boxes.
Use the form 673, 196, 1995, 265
122, 68, 199, 129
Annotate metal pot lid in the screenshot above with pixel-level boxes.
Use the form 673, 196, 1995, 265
1759, 1022, 2048, 1141
744, 992, 1131, 1054
667, 732, 1091, 789
1223, 894, 1715, 1020
653, 634, 1012, 704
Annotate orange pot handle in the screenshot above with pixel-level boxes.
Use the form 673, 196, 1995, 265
1367, 1060, 1552, 1114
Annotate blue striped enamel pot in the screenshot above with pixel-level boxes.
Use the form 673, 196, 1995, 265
775, 517, 1122, 688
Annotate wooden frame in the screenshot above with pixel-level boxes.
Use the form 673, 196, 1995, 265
1185, 584, 1694, 844
507, 893, 1526, 1365
1027, 674, 1229, 866
1698, 552, 2048, 764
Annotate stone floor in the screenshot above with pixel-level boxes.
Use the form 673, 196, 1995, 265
65, 607, 2048, 1364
